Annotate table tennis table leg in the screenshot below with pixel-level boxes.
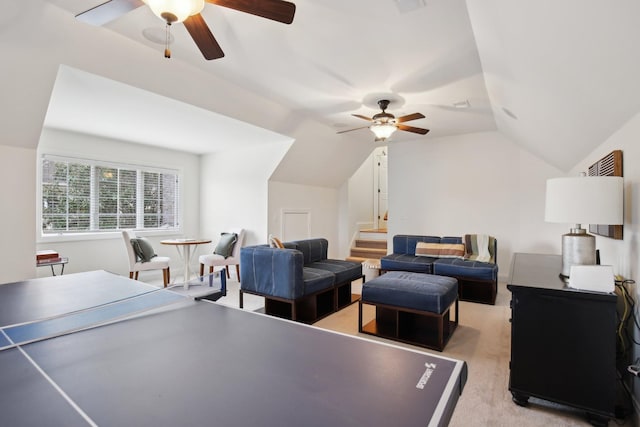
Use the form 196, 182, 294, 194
207, 270, 226, 294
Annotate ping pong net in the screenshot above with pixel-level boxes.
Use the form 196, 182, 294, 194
0, 270, 226, 351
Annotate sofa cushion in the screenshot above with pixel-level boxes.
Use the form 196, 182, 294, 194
306, 259, 362, 285
292, 238, 328, 264
362, 271, 458, 314
415, 242, 465, 259
380, 253, 435, 274
130, 237, 157, 262
268, 235, 285, 248
433, 258, 498, 282
441, 236, 463, 245
392, 235, 441, 256
302, 267, 335, 295
438, 243, 466, 258
415, 242, 440, 257
214, 232, 238, 257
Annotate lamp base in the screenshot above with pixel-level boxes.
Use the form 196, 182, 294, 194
561, 229, 596, 280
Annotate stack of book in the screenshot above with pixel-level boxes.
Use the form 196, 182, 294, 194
36, 250, 61, 264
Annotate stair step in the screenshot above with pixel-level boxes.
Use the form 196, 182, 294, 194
349, 247, 387, 259
355, 239, 387, 250
359, 230, 388, 240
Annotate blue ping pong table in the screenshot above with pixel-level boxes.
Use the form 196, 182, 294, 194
0, 270, 467, 426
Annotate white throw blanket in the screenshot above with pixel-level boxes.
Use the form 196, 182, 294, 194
475, 234, 491, 263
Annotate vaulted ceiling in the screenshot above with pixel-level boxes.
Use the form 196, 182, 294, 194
4, 1, 640, 183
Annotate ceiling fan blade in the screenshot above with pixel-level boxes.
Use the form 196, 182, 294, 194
206, 0, 296, 24
337, 126, 370, 134
76, 0, 145, 26
352, 114, 373, 122
183, 14, 225, 60
397, 124, 429, 135
396, 112, 425, 123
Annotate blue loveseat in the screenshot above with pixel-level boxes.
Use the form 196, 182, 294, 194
240, 238, 363, 323
381, 234, 499, 304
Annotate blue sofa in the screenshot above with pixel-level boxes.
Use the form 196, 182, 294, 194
381, 235, 499, 304
240, 238, 363, 323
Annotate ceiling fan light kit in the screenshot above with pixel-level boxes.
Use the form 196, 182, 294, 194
338, 99, 429, 141
144, 0, 205, 23
370, 122, 397, 141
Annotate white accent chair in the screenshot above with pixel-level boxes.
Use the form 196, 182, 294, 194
121, 230, 171, 287
199, 229, 245, 281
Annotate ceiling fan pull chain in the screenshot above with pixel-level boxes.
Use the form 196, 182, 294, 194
164, 22, 172, 58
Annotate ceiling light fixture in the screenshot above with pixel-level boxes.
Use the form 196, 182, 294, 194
370, 122, 397, 141
144, 0, 204, 23
338, 99, 428, 141
368, 99, 398, 141
143, 0, 205, 58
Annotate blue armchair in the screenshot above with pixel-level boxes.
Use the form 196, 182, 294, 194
240, 238, 363, 323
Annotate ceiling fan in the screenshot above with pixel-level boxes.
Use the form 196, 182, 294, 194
337, 100, 429, 142
76, 0, 296, 60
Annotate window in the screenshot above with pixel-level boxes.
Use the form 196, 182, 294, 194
41, 156, 180, 235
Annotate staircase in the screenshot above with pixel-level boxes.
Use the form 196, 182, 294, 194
346, 229, 388, 263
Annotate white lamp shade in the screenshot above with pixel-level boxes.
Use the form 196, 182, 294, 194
545, 176, 623, 225
370, 123, 397, 140
144, 0, 204, 23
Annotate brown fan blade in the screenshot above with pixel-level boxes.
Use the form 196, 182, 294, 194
337, 126, 370, 134
352, 114, 373, 122
397, 124, 429, 135
184, 14, 225, 60
396, 112, 425, 123
207, 0, 296, 24
76, 0, 145, 26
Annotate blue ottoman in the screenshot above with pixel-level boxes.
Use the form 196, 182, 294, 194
359, 271, 459, 351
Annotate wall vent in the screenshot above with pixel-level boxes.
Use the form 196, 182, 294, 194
588, 150, 623, 240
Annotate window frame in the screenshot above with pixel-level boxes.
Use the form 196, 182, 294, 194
38, 154, 182, 241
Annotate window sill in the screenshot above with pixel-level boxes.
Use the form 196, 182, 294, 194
37, 229, 183, 244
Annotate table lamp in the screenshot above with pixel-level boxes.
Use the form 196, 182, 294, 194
544, 175, 623, 279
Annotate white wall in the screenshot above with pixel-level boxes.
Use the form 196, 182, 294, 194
35, 128, 200, 280
200, 141, 292, 249
570, 112, 640, 279
337, 183, 350, 257
388, 131, 565, 280
346, 147, 378, 238
0, 145, 36, 284
568, 111, 640, 411
268, 181, 340, 258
